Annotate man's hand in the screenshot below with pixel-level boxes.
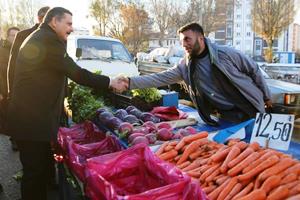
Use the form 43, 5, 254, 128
109, 76, 129, 93
265, 99, 272, 108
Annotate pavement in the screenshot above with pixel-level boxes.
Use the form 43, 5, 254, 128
0, 135, 21, 200
0, 134, 59, 200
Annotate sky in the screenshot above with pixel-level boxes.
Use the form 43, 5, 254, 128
43, 0, 300, 31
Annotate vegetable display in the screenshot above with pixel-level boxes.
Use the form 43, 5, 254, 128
156, 136, 300, 200
131, 88, 162, 103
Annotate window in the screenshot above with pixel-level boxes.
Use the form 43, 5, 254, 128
246, 32, 251, 37
236, 32, 241, 37
77, 39, 131, 62
226, 24, 233, 38
255, 40, 262, 51
236, 23, 240, 28
236, 41, 241, 45
237, 14, 241, 19
226, 9, 233, 20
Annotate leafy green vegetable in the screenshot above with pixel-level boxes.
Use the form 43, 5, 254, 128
131, 88, 162, 103
67, 82, 105, 123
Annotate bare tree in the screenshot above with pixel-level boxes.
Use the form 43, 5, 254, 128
89, 0, 116, 36
149, 0, 173, 46
168, 0, 227, 37
252, 0, 295, 63
0, 0, 38, 34
109, 2, 150, 54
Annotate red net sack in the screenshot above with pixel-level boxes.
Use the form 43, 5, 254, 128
85, 143, 207, 200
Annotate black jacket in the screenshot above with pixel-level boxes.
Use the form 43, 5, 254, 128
7, 24, 39, 97
7, 23, 110, 141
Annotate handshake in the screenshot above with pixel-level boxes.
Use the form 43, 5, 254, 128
109, 75, 130, 93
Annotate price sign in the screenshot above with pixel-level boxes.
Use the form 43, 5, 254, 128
250, 113, 294, 151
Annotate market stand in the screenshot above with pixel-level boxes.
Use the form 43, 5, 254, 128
57, 104, 300, 200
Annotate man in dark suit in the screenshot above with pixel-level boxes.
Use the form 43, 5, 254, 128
7, 6, 50, 98
5, 7, 50, 152
6, 7, 128, 200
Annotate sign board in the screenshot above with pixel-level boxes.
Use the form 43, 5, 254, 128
250, 113, 294, 151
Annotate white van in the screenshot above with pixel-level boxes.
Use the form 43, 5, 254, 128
67, 35, 139, 77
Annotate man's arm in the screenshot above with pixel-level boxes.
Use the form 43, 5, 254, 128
129, 64, 184, 89
230, 50, 271, 102
49, 39, 127, 92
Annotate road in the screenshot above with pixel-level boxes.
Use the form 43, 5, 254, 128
0, 135, 59, 200
0, 135, 21, 200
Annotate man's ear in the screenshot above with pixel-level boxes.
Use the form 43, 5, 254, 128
48, 17, 57, 29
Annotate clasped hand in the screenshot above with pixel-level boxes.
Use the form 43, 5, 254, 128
109, 75, 129, 93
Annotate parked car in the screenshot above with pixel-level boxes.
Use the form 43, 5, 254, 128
67, 35, 139, 77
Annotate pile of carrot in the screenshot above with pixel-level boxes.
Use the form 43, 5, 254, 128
155, 132, 300, 200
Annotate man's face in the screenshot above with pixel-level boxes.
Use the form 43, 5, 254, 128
53, 13, 73, 42
7, 29, 18, 44
179, 30, 205, 57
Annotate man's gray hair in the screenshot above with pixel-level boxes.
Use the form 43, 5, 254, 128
43, 7, 72, 24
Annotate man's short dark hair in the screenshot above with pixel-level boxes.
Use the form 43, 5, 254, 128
38, 6, 50, 18
177, 22, 204, 35
43, 7, 72, 24
7, 27, 20, 36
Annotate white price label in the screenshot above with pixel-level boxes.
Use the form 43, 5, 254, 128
250, 113, 294, 151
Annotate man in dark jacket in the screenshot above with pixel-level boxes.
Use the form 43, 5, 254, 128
7, 6, 50, 97
6, 7, 127, 200
0, 27, 19, 132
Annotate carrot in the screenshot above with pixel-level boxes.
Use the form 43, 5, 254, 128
177, 139, 202, 164
175, 139, 185, 151
182, 159, 201, 172
177, 161, 191, 169
267, 185, 289, 200
200, 163, 221, 182
238, 155, 280, 182
164, 144, 175, 152
281, 163, 300, 177
227, 138, 241, 146
242, 150, 275, 174
216, 176, 230, 186
289, 183, 300, 196
198, 157, 209, 165
237, 189, 266, 200
183, 131, 208, 143
260, 175, 281, 194
284, 180, 300, 189
205, 168, 221, 183
248, 142, 260, 151
199, 164, 210, 173
158, 149, 178, 160
203, 185, 217, 194
210, 146, 231, 163
186, 170, 201, 178
174, 154, 181, 162
189, 148, 204, 160
217, 177, 238, 200
280, 173, 298, 185
257, 157, 295, 181
228, 147, 255, 168
220, 146, 241, 173
168, 140, 178, 146
287, 194, 300, 200
232, 182, 254, 200
233, 141, 248, 150
156, 141, 169, 155
208, 178, 231, 200
228, 152, 259, 177
224, 183, 242, 200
